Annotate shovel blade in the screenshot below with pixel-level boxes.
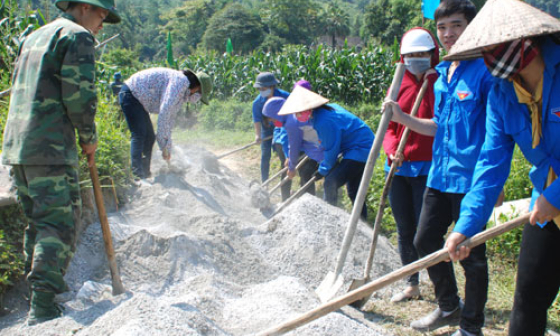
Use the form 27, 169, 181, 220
347, 277, 371, 309
315, 271, 344, 303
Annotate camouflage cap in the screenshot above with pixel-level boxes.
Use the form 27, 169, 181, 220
55, 0, 121, 24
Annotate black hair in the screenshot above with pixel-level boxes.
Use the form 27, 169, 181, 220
183, 70, 200, 89
434, 0, 477, 24
66, 2, 80, 10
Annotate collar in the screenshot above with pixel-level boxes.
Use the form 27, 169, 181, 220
61, 13, 78, 23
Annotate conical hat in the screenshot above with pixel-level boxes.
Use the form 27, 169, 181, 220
444, 0, 560, 61
278, 86, 330, 116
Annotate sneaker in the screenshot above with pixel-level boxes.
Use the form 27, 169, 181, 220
410, 305, 461, 331
27, 291, 63, 326
390, 286, 421, 302
451, 329, 484, 336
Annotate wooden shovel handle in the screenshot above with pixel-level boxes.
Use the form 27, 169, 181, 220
217, 135, 273, 159
89, 162, 125, 295
255, 213, 530, 336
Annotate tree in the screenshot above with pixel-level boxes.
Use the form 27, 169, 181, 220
261, 0, 322, 46
323, 1, 351, 47
361, 0, 423, 46
525, 0, 560, 17
202, 3, 265, 54
161, 0, 216, 55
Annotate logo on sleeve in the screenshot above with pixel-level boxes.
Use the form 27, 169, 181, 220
552, 107, 560, 120
456, 91, 471, 100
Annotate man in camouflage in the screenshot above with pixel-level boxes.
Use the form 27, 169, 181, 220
1, 0, 120, 325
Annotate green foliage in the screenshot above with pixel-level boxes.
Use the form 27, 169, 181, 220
0, 205, 26, 300
201, 3, 265, 54
180, 43, 395, 105
261, 0, 323, 46
322, 1, 351, 47
362, 0, 423, 46
101, 47, 141, 68
198, 98, 253, 132
503, 146, 533, 201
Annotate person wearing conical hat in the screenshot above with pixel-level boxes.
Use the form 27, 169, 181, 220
118, 68, 212, 179
384, 1, 493, 335
278, 86, 374, 219
442, 1, 560, 335
1, 0, 120, 325
383, 27, 439, 303
262, 81, 324, 196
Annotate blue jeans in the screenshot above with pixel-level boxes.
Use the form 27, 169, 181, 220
388, 174, 427, 286
260, 125, 274, 182
414, 187, 488, 334
119, 84, 155, 178
323, 159, 367, 220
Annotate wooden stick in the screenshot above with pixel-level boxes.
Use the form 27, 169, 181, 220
316, 63, 406, 302
271, 176, 318, 216
360, 78, 430, 283
217, 136, 273, 159
89, 162, 125, 295
255, 213, 530, 336
269, 156, 310, 194
261, 166, 289, 188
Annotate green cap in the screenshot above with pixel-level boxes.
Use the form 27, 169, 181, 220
55, 0, 121, 24
195, 71, 212, 105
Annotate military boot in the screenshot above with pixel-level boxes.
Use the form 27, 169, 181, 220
27, 290, 63, 326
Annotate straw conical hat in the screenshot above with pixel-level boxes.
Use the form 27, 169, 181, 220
444, 0, 560, 61
278, 86, 330, 115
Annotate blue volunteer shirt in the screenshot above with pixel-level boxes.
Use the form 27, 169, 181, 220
252, 88, 290, 152
312, 104, 374, 176
384, 160, 431, 177
455, 38, 560, 237
427, 58, 493, 193
285, 115, 324, 170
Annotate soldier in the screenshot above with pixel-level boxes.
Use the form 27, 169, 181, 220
1, 0, 120, 325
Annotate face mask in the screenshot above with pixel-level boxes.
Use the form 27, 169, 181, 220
259, 89, 272, 98
273, 120, 283, 127
482, 39, 538, 79
404, 57, 431, 76
296, 110, 312, 122
189, 92, 201, 103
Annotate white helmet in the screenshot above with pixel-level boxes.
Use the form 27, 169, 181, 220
401, 29, 436, 55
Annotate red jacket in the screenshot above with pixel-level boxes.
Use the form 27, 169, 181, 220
383, 27, 438, 164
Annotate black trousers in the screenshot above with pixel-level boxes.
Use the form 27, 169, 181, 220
509, 222, 560, 336
414, 187, 488, 334
298, 157, 319, 196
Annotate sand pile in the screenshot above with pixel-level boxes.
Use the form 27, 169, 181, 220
0, 145, 402, 336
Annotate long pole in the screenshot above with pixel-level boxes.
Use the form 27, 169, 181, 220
255, 213, 530, 336
89, 161, 126, 295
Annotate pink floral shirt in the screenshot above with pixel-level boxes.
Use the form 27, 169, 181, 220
126, 68, 191, 152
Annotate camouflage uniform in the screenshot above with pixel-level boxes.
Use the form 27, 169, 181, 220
1, 13, 97, 319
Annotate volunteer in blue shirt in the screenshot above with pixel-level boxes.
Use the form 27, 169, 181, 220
252, 72, 289, 184
278, 86, 374, 219
442, 1, 560, 335
262, 96, 324, 196
384, 1, 492, 335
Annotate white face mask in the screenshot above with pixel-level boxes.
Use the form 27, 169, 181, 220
188, 92, 202, 103
259, 89, 272, 98
404, 57, 431, 76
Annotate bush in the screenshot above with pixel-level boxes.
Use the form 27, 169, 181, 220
198, 98, 253, 132
0, 205, 27, 298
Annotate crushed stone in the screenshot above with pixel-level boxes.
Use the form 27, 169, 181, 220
0, 145, 404, 336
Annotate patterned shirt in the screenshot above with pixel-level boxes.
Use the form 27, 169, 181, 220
2, 14, 97, 165
126, 68, 192, 152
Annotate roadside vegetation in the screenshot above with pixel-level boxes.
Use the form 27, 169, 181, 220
1, 0, 558, 333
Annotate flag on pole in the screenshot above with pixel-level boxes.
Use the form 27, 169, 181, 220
166, 31, 176, 68
226, 38, 233, 55
422, 0, 440, 20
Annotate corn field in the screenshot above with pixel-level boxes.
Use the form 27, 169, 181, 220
180, 43, 395, 105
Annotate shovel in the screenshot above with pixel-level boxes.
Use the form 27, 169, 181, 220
89, 159, 126, 295
315, 63, 406, 303
271, 175, 318, 216
269, 156, 310, 195
217, 135, 273, 159
261, 166, 288, 188
348, 77, 430, 309
255, 213, 530, 336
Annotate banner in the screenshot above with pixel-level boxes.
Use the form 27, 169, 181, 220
422, 0, 440, 20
